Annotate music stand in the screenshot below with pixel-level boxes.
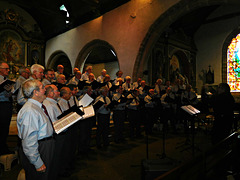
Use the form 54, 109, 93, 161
156, 111, 174, 160
180, 105, 201, 156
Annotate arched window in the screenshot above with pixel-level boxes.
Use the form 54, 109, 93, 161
227, 34, 240, 92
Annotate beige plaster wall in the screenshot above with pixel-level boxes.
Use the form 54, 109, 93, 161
194, 5, 240, 94
45, 0, 179, 78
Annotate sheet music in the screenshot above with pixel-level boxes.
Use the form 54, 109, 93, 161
82, 105, 95, 119
53, 112, 82, 134
79, 93, 94, 107
181, 105, 200, 115
53, 105, 95, 134
187, 105, 200, 114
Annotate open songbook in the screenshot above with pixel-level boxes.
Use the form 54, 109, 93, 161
53, 105, 95, 134
181, 105, 200, 115
53, 93, 95, 134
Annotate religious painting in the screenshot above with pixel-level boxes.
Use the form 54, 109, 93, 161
169, 55, 181, 83
0, 30, 26, 66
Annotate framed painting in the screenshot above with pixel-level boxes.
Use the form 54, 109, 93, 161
0, 29, 26, 66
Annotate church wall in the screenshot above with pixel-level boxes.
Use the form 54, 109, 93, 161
194, 5, 240, 94
45, 0, 179, 78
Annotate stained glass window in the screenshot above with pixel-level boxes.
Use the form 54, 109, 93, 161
227, 34, 240, 92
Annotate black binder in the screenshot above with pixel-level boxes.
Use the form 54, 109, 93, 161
93, 100, 104, 110
0, 79, 15, 93
57, 105, 84, 119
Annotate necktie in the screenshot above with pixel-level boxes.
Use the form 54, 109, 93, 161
3, 77, 6, 80
128, 83, 130, 89
57, 103, 63, 113
73, 96, 77, 106
103, 96, 107, 104
42, 104, 55, 131
67, 101, 71, 108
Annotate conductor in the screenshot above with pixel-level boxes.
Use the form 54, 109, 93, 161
211, 83, 235, 144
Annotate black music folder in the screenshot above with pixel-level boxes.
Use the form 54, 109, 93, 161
93, 100, 105, 110
0, 79, 15, 93
57, 105, 84, 119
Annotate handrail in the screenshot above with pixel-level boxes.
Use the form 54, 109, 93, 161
155, 131, 239, 180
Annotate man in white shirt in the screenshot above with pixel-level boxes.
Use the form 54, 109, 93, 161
17, 79, 54, 179
68, 70, 82, 86
122, 76, 133, 96
94, 86, 111, 148
54, 64, 64, 79
133, 77, 142, 89
14, 67, 30, 91
30, 64, 45, 81
57, 86, 76, 176
68, 84, 79, 107
112, 86, 126, 143
81, 66, 95, 81
126, 89, 142, 138
42, 69, 55, 86
17, 64, 45, 106
43, 84, 71, 178
97, 69, 107, 83
58, 86, 71, 112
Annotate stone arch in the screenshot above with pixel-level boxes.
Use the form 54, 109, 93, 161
222, 27, 240, 83
75, 39, 118, 70
134, 0, 240, 81
75, 39, 119, 78
46, 50, 72, 77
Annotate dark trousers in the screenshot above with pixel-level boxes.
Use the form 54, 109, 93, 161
51, 133, 66, 179
0, 102, 13, 154
127, 108, 141, 138
63, 124, 78, 170
19, 138, 55, 180
113, 110, 126, 142
96, 113, 110, 146
78, 116, 94, 153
